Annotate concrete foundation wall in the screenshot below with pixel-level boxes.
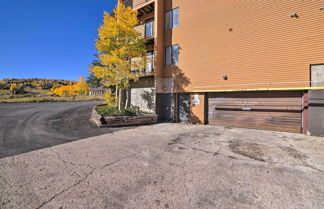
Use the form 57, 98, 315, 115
129, 77, 155, 113
131, 88, 155, 112
308, 90, 324, 136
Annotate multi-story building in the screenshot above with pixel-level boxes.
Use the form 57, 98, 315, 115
121, 0, 324, 134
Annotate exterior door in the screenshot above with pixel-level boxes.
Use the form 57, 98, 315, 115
178, 93, 190, 123
208, 91, 302, 133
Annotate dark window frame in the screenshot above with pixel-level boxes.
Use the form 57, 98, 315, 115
145, 51, 155, 73
145, 18, 154, 38
165, 7, 179, 30
165, 44, 179, 66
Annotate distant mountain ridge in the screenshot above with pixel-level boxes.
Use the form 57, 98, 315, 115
0, 78, 77, 90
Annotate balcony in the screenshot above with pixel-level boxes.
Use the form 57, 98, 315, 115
123, 0, 154, 17
123, 0, 154, 9
132, 67, 155, 78
134, 24, 145, 39
134, 19, 155, 43
131, 53, 155, 77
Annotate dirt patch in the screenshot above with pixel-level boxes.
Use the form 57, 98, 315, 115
167, 133, 221, 154
281, 146, 308, 160
229, 142, 266, 162
167, 137, 183, 146
228, 141, 317, 170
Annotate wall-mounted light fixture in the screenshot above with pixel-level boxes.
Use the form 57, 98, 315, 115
290, 12, 299, 18
223, 74, 228, 80
320, 7, 324, 10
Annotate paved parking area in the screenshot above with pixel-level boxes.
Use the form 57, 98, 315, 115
1, 124, 324, 209
0, 102, 128, 158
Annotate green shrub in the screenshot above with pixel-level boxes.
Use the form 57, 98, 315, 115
96, 105, 139, 117
121, 107, 137, 116
96, 105, 118, 116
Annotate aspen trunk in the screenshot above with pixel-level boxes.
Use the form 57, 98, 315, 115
115, 85, 119, 100
125, 86, 130, 108
118, 88, 122, 110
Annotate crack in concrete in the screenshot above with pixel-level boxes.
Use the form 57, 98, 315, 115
50, 149, 77, 167
191, 147, 215, 154
35, 167, 96, 209
34, 154, 136, 209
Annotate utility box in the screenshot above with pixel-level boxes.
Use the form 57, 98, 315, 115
308, 90, 324, 136
311, 64, 324, 87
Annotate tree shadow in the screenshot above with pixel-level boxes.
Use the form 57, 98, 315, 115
168, 65, 203, 124
140, 88, 155, 111
189, 104, 203, 124
171, 65, 191, 92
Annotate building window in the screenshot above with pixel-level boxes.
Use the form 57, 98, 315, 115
165, 8, 179, 30
165, 45, 179, 66
145, 18, 154, 37
145, 51, 154, 73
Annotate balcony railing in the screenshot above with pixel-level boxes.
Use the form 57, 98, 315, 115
131, 55, 155, 76
134, 22, 155, 40
134, 24, 145, 39
123, 0, 133, 8
123, 0, 154, 9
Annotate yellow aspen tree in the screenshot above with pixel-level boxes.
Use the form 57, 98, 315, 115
89, 3, 146, 110
9, 83, 17, 95
78, 77, 89, 95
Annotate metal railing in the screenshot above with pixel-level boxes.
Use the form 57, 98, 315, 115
123, 0, 153, 8
123, 0, 133, 8
134, 24, 145, 38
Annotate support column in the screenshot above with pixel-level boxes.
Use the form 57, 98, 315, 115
154, 0, 165, 79
302, 90, 309, 134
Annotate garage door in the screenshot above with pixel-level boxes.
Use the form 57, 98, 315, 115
208, 91, 302, 133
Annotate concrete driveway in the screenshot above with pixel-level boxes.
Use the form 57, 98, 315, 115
1, 124, 324, 209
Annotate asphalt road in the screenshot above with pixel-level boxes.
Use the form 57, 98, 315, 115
0, 102, 127, 158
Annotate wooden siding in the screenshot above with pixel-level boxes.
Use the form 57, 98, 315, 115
208, 91, 303, 133
163, 0, 324, 91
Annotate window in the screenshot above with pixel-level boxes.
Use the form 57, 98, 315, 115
145, 51, 154, 73
165, 8, 179, 30
165, 45, 179, 66
145, 19, 154, 37
173, 8, 179, 27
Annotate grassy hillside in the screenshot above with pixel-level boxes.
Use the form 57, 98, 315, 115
0, 78, 104, 103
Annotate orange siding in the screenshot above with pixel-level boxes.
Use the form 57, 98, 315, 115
124, 0, 324, 125
190, 93, 205, 124
165, 0, 324, 91
155, 0, 166, 78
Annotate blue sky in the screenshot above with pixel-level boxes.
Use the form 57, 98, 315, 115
0, 0, 116, 81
